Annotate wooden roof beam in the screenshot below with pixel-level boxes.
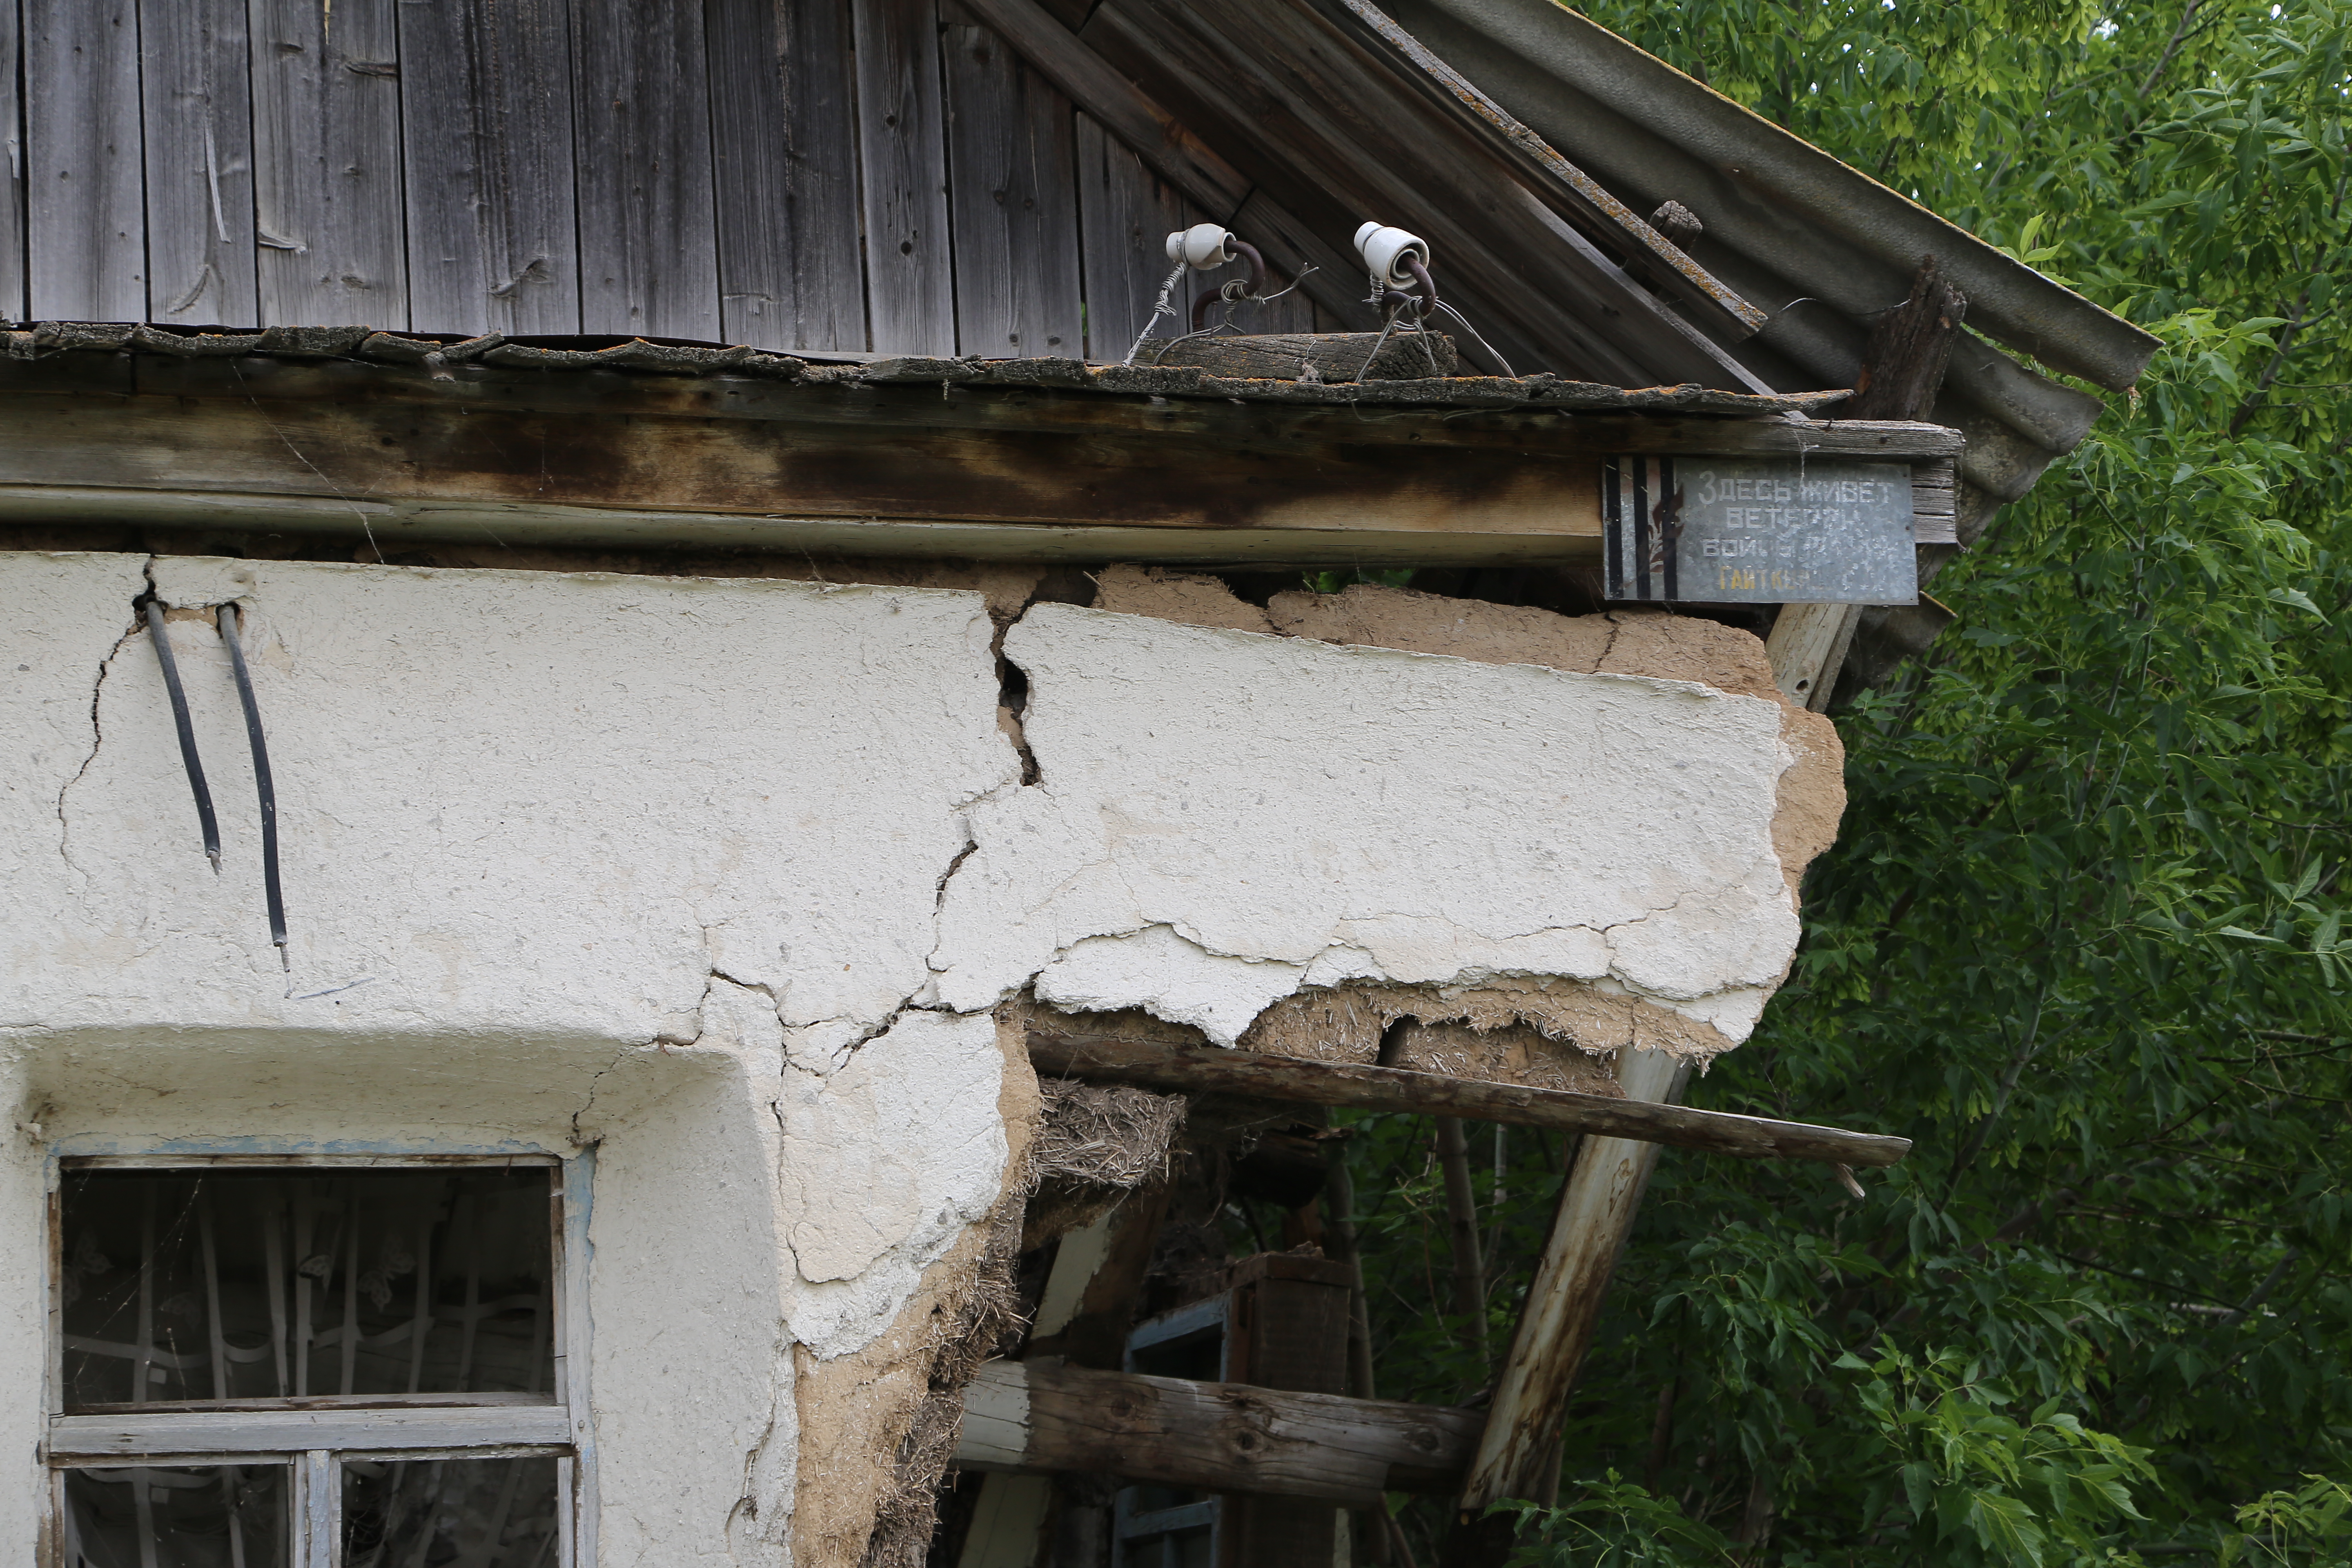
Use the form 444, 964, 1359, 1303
1322, 0, 1769, 343
1078, 0, 1774, 392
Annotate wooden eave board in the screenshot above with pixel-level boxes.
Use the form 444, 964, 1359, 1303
0, 354, 1957, 565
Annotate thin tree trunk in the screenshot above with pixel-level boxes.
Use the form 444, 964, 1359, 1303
1327, 1146, 1390, 1566
1434, 1117, 1487, 1363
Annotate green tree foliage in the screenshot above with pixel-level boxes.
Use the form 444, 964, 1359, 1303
1333, 1, 2352, 1559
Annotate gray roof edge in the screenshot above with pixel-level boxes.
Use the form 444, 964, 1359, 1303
1417, 0, 2160, 392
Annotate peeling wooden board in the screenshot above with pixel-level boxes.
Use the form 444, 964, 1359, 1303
23, 0, 146, 320
708, 0, 867, 352
942, 9, 1086, 358
139, 0, 258, 327
954, 1360, 1483, 1504
249, 0, 407, 327
398, 0, 580, 336
853, 0, 957, 352
571, 0, 719, 339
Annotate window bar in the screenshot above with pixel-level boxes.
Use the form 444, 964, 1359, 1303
408, 1212, 433, 1394
341, 1194, 361, 1396
471, 1459, 529, 1568
263, 1188, 290, 1397
132, 1466, 161, 1568
456, 1196, 481, 1393
200, 1195, 231, 1400
225, 1468, 250, 1568
136, 1187, 158, 1405
293, 1187, 314, 1399
526, 1273, 551, 1396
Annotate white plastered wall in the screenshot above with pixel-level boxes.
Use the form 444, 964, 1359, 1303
1, 552, 1817, 1561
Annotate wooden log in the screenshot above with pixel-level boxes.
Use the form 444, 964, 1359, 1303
1847, 256, 1969, 421
1144, 332, 1459, 381
955, 1358, 1484, 1506
1027, 1031, 1911, 1168
1447, 1048, 1687, 1561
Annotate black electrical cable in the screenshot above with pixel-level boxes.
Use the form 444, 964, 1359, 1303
143, 599, 221, 873
216, 604, 287, 968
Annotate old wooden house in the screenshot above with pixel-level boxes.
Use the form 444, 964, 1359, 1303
0, 0, 2154, 1564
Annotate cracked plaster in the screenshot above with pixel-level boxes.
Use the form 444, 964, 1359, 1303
2, 550, 1832, 1565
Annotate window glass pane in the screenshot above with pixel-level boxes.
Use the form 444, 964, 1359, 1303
63, 1464, 288, 1567
61, 1168, 555, 1408
342, 1456, 560, 1566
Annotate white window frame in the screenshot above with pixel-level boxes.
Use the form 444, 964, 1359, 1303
44, 1152, 595, 1567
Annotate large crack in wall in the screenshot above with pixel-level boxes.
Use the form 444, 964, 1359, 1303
2, 550, 1841, 1568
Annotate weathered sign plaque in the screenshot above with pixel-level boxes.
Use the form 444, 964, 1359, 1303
1603, 456, 1918, 605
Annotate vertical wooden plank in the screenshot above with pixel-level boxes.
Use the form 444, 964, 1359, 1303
23, 0, 147, 320
397, 0, 579, 336
1073, 112, 1188, 362
140, 0, 258, 325
0, 0, 29, 322
706, 0, 866, 351
572, 0, 719, 339
942, 7, 1082, 357
852, 0, 955, 353
249, 0, 407, 327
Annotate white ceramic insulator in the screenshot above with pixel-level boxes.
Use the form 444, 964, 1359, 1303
1165, 223, 1236, 270
1353, 221, 1430, 288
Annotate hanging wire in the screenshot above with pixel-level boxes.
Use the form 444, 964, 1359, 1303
143, 600, 221, 873
1123, 262, 1191, 366
216, 604, 287, 969
1431, 301, 1515, 379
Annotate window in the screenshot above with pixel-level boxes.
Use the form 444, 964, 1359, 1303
48, 1156, 583, 1567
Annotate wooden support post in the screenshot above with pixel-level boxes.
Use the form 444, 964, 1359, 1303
1769, 255, 1967, 711
1442, 1047, 1689, 1564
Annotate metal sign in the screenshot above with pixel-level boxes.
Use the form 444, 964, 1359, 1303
1603, 456, 1918, 605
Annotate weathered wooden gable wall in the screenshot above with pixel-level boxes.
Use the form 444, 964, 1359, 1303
0, 0, 1312, 357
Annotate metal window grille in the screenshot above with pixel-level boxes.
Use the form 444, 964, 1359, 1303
47, 1156, 585, 1568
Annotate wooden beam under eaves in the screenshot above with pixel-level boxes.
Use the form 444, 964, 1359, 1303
1027, 1030, 1911, 1167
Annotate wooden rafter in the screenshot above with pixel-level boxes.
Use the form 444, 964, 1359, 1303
1027, 1031, 1911, 1168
